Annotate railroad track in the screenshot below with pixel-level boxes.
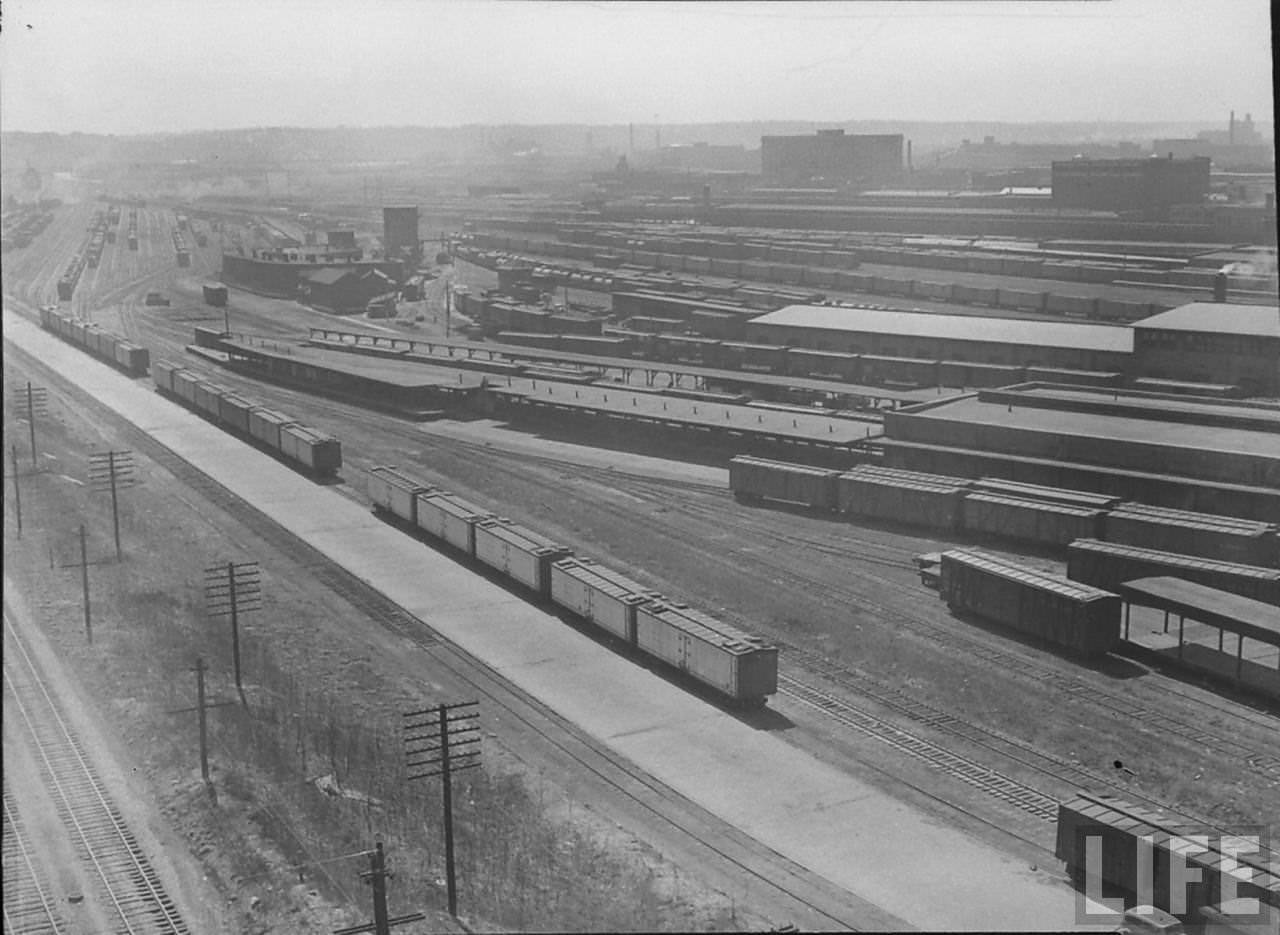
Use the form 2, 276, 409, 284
3, 613, 189, 935
3, 785, 65, 935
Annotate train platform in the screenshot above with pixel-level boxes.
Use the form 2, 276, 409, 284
5, 308, 1105, 931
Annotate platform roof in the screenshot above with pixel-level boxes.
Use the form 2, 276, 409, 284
1119, 577, 1280, 647
1132, 303, 1280, 338
749, 305, 1135, 354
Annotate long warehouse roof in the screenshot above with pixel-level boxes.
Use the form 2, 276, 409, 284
1131, 303, 1280, 338
748, 305, 1135, 353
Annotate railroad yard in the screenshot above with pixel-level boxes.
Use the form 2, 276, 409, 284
4, 184, 1280, 935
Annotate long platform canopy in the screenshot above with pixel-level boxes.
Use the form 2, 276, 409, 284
1119, 576, 1280, 649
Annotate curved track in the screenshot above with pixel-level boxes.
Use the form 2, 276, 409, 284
3, 612, 189, 935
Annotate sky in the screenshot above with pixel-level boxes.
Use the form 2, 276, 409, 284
0, 0, 1274, 134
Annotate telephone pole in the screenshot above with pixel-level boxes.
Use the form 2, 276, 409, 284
204, 559, 262, 696
333, 842, 424, 935
58, 524, 109, 644
88, 449, 135, 560
404, 701, 480, 917
9, 381, 47, 470
166, 657, 237, 791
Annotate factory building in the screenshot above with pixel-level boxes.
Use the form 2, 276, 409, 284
383, 205, 421, 264
1131, 303, 1280, 395
761, 130, 903, 189
299, 267, 397, 314
1051, 156, 1210, 214
745, 305, 1134, 372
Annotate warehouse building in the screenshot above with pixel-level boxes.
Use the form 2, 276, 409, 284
299, 267, 397, 314
1131, 303, 1280, 395
761, 130, 903, 189
1051, 156, 1210, 214
745, 305, 1134, 372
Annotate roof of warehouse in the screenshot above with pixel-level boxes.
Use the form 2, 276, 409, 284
748, 305, 1135, 353
1131, 303, 1280, 338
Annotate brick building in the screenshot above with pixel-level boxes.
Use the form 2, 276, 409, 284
1131, 303, 1280, 395
761, 130, 903, 188
1051, 156, 1210, 214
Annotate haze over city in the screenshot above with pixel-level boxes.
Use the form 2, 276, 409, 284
1, 0, 1274, 134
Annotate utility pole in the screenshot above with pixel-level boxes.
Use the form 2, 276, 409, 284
9, 444, 23, 535
204, 560, 262, 697
9, 382, 47, 470
56, 524, 104, 644
166, 657, 237, 791
88, 449, 134, 560
333, 842, 424, 935
404, 701, 480, 918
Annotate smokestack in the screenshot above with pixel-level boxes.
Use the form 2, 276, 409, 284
1214, 269, 1229, 303
907, 139, 913, 172
1230, 110, 1236, 145
703, 183, 711, 210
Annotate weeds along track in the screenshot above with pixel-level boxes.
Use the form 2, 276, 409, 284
3, 784, 65, 935
3, 614, 189, 935
2, 342, 871, 931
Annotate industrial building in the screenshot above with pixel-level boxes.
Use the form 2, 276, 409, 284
1131, 303, 1280, 395
383, 205, 421, 264
1051, 156, 1210, 214
299, 267, 397, 314
761, 130, 903, 189
744, 305, 1134, 372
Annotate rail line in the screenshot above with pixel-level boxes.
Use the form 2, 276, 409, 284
3, 614, 189, 935
2, 785, 65, 935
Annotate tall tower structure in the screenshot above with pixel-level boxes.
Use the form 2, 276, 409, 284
383, 205, 420, 265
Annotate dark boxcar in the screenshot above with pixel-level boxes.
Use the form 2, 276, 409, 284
415, 491, 492, 555
634, 601, 778, 706
473, 518, 573, 598
1102, 506, 1276, 567
962, 493, 1104, 547
729, 455, 840, 510
202, 283, 229, 307
719, 341, 788, 373
549, 557, 658, 644
279, 424, 342, 476
837, 474, 966, 531
367, 466, 432, 525
939, 549, 1121, 656
1067, 539, 1280, 606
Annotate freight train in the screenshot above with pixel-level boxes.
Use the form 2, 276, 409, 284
729, 456, 1280, 573
39, 306, 151, 377
366, 466, 779, 707
151, 360, 342, 477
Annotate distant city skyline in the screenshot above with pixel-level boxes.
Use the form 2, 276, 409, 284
1, 0, 1274, 136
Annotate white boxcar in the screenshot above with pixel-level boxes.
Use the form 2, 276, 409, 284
192, 381, 231, 421
367, 466, 432, 525
415, 492, 492, 555
170, 368, 201, 406
634, 602, 778, 706
473, 519, 572, 598
279, 424, 342, 476
217, 393, 256, 436
549, 557, 658, 643
150, 359, 183, 394
247, 407, 296, 451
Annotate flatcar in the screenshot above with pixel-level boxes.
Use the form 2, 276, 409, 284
938, 549, 1121, 657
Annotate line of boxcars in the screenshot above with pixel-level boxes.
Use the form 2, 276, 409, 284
729, 456, 1280, 571
151, 360, 343, 478
39, 306, 151, 377
366, 465, 779, 707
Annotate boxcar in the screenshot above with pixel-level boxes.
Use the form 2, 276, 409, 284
634, 601, 778, 706
1066, 539, 1280, 607
719, 341, 788, 374
192, 381, 231, 421
367, 466, 432, 525
1101, 506, 1276, 567
962, 493, 1104, 547
1056, 792, 1280, 918
113, 339, 149, 376
970, 478, 1121, 512
217, 392, 257, 436
96, 331, 119, 363
415, 492, 492, 555
247, 407, 295, 451
474, 518, 572, 598
838, 474, 966, 531
939, 549, 1121, 656
151, 358, 182, 394
279, 424, 342, 476
786, 348, 861, 383
729, 455, 840, 510
549, 557, 658, 644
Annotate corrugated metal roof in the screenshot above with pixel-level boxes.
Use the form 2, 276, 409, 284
749, 305, 1135, 353
1133, 302, 1280, 337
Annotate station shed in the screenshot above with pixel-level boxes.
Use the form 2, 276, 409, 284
1118, 576, 1280, 691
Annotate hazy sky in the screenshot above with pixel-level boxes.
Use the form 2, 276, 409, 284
1, 0, 1273, 134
